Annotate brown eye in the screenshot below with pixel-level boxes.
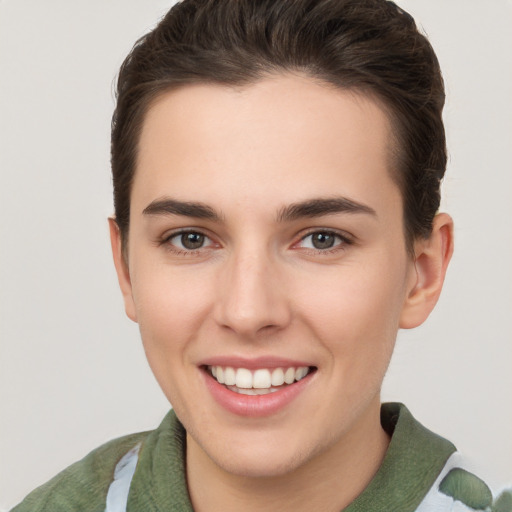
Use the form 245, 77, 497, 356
310, 232, 336, 249
181, 232, 205, 249
298, 231, 347, 251
167, 231, 213, 251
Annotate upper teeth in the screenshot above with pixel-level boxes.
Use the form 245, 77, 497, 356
209, 366, 310, 389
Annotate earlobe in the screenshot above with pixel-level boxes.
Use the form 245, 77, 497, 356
108, 218, 138, 323
399, 213, 454, 329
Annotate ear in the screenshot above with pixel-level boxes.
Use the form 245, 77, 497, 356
399, 213, 454, 329
108, 218, 138, 322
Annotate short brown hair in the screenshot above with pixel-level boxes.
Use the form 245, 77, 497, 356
111, 0, 446, 253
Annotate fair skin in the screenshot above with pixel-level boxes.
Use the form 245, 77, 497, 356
110, 74, 453, 512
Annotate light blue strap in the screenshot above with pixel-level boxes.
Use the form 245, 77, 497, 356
104, 443, 141, 512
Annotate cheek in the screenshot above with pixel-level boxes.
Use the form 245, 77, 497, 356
295, 254, 408, 358
130, 262, 214, 379
132, 258, 212, 327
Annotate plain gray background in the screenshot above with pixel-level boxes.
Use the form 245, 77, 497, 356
1, 1, 511, 509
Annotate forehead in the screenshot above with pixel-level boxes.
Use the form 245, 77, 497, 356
133, 74, 399, 216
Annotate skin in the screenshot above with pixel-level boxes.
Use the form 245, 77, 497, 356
110, 74, 453, 512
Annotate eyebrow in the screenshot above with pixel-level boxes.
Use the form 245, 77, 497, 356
142, 198, 223, 221
142, 196, 376, 223
276, 197, 377, 222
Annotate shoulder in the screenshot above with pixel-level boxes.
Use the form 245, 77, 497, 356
416, 453, 512, 511
10, 431, 149, 512
379, 404, 511, 512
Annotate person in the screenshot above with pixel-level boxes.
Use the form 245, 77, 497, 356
10, 0, 511, 511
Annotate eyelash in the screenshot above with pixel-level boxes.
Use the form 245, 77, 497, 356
160, 228, 353, 256
295, 229, 353, 254
160, 229, 217, 256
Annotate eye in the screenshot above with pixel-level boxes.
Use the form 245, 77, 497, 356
298, 231, 347, 251
166, 230, 215, 251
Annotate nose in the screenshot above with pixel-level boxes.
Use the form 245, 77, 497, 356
214, 246, 291, 338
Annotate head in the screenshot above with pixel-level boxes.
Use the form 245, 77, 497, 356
109, 0, 453, 483
111, 0, 447, 256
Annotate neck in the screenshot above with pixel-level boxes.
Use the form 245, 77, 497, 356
186, 400, 390, 512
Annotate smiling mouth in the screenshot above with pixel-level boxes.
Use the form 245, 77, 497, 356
206, 365, 316, 395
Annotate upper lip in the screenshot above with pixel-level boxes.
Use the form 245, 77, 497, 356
198, 355, 315, 370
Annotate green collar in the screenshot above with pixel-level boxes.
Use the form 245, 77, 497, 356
127, 403, 456, 511
344, 403, 455, 511
128, 408, 191, 511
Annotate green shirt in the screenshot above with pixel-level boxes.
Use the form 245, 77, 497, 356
12, 403, 506, 512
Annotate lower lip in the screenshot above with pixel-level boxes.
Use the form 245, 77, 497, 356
202, 368, 314, 417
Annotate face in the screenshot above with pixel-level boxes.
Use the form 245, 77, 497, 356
114, 75, 420, 478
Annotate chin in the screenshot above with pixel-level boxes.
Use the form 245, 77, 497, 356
193, 425, 328, 479
213, 447, 310, 478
